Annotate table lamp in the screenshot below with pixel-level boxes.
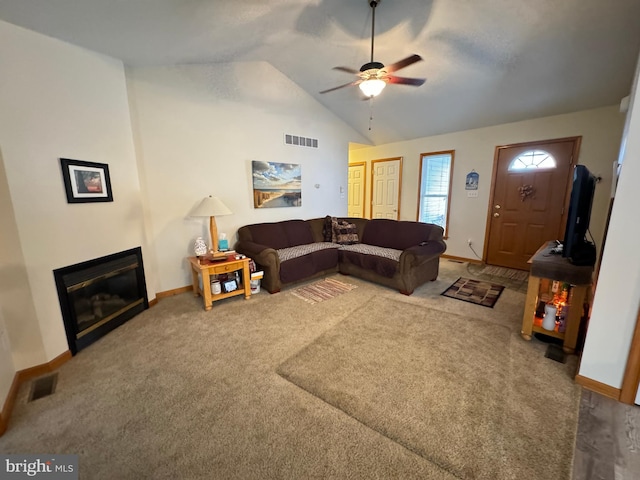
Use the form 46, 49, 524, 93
192, 195, 232, 258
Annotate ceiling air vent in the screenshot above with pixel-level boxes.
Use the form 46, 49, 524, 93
284, 134, 318, 148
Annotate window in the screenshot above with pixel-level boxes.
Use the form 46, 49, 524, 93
418, 151, 454, 236
509, 150, 557, 170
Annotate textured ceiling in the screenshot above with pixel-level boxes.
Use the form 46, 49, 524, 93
1, 0, 639, 145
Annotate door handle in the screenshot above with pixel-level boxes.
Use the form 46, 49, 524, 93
493, 213, 500, 217
495, 204, 501, 209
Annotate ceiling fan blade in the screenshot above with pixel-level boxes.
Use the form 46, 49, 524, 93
333, 66, 360, 74
319, 80, 361, 94
387, 75, 426, 86
384, 54, 423, 73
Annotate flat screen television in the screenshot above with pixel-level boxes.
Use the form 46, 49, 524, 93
562, 164, 597, 266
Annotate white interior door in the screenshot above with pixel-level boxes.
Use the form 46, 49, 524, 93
348, 163, 366, 218
371, 158, 402, 219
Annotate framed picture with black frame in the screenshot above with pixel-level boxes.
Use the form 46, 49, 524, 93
60, 158, 113, 203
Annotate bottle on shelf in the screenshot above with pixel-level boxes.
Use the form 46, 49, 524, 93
542, 303, 557, 331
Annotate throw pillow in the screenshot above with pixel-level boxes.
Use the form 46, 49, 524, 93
330, 216, 339, 243
335, 221, 359, 245
323, 216, 334, 242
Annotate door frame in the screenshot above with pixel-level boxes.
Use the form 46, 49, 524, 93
620, 307, 640, 404
482, 136, 582, 263
370, 157, 403, 220
348, 162, 367, 218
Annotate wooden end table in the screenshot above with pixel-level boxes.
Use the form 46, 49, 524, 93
188, 256, 251, 311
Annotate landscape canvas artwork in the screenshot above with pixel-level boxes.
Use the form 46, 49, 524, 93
252, 161, 302, 208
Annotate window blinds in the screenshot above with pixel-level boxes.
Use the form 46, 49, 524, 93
419, 153, 451, 228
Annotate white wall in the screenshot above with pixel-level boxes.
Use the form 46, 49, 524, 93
350, 106, 625, 261
0, 20, 154, 370
0, 309, 15, 409
0, 145, 46, 377
127, 62, 369, 292
0, 152, 30, 404
579, 53, 640, 394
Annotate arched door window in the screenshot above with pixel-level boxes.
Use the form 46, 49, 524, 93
509, 150, 557, 170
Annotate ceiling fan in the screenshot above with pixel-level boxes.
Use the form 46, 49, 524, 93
320, 0, 426, 97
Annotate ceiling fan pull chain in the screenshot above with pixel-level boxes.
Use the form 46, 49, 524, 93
369, 97, 374, 131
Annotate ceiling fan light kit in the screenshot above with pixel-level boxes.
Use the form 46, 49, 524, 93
320, 0, 426, 97
359, 78, 386, 97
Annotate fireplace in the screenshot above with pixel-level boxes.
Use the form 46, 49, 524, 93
54, 247, 148, 355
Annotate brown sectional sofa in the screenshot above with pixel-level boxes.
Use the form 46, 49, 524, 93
235, 217, 447, 295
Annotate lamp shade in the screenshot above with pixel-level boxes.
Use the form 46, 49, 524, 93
359, 79, 386, 97
192, 196, 232, 217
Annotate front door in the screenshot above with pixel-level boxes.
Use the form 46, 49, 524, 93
348, 162, 366, 217
371, 157, 402, 219
485, 138, 579, 270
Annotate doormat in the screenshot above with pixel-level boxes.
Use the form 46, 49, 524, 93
478, 265, 528, 282
441, 277, 505, 308
290, 278, 357, 305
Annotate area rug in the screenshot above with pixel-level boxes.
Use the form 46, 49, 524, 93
290, 278, 357, 305
441, 277, 504, 307
277, 297, 580, 480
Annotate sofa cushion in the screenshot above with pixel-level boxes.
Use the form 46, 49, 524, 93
247, 222, 289, 249
282, 220, 315, 247
339, 244, 402, 278
339, 243, 402, 262
277, 242, 339, 262
362, 219, 434, 250
280, 255, 319, 284
280, 248, 339, 284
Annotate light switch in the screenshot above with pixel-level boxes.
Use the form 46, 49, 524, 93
467, 191, 479, 198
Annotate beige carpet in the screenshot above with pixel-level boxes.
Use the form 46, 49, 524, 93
0, 260, 580, 479
278, 296, 579, 480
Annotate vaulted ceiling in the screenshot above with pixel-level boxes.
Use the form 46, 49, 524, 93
1, 0, 639, 145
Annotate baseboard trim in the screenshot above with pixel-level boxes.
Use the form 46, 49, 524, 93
441, 254, 483, 265
156, 286, 191, 299
148, 297, 158, 307
0, 374, 20, 436
0, 350, 72, 437
575, 374, 621, 401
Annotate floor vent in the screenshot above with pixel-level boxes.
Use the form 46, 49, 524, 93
284, 134, 318, 148
545, 344, 567, 363
28, 373, 58, 402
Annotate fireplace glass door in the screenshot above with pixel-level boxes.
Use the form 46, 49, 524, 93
54, 247, 148, 354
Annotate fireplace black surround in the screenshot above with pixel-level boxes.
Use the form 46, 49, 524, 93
54, 247, 148, 355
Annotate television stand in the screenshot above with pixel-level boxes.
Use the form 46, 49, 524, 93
521, 241, 593, 353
